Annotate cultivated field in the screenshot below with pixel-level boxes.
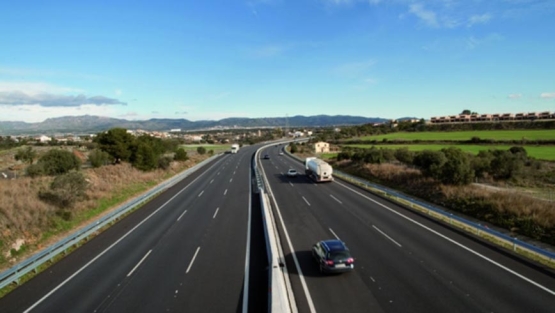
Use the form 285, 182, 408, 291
341, 144, 555, 160
358, 129, 555, 141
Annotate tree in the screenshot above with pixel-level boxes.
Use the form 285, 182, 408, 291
439, 147, 474, 185
15, 146, 37, 165
131, 142, 158, 171
197, 146, 206, 155
174, 148, 188, 161
461, 109, 471, 115
94, 128, 135, 163
36, 149, 81, 176
413, 150, 447, 180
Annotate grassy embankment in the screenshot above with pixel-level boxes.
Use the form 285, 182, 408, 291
0, 145, 227, 273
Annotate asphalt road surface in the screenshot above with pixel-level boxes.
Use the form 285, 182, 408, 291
260, 145, 555, 313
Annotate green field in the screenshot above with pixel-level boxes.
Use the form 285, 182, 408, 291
180, 144, 229, 153
358, 130, 555, 141
341, 144, 555, 160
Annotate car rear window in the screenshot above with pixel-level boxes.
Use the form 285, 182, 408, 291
329, 251, 351, 261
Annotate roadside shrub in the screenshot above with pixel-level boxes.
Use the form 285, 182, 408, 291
174, 148, 188, 161
26, 163, 45, 177
394, 147, 414, 164
208, 149, 214, 156
131, 142, 158, 171
39, 171, 88, 211
439, 147, 475, 185
413, 150, 447, 180
197, 146, 206, 155
158, 156, 173, 170
89, 149, 112, 168
37, 149, 81, 175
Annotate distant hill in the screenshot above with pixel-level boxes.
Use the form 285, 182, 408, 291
0, 114, 390, 136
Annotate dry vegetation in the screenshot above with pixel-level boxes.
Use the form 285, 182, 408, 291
334, 160, 555, 244
0, 152, 208, 270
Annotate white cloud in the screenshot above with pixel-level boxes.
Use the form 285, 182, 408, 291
540, 92, 555, 99
0, 91, 126, 107
0, 104, 123, 123
408, 4, 439, 28
508, 93, 522, 99
468, 13, 492, 27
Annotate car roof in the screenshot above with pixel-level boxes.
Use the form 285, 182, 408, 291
321, 239, 348, 252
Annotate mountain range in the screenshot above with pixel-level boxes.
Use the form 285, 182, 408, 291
0, 115, 392, 136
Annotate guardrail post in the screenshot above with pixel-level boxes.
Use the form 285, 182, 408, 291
513, 237, 518, 252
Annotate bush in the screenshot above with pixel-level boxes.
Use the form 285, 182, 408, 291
26, 163, 45, 177
39, 171, 88, 210
37, 149, 81, 176
439, 147, 475, 185
394, 147, 414, 164
89, 149, 112, 168
158, 156, 173, 170
174, 148, 188, 161
413, 150, 447, 180
131, 142, 158, 171
197, 146, 206, 155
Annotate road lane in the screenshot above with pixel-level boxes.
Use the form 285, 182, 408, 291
261, 148, 555, 313
1, 149, 258, 313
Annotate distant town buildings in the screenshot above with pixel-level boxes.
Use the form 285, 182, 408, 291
430, 111, 554, 124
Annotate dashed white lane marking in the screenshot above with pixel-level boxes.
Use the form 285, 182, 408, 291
127, 250, 152, 277
186, 247, 201, 274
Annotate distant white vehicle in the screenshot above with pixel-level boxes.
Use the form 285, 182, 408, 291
286, 169, 297, 177
230, 144, 240, 154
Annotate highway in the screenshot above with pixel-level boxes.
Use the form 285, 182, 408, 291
0, 145, 265, 313
259, 144, 555, 313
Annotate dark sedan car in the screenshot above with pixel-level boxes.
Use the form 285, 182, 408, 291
312, 239, 354, 273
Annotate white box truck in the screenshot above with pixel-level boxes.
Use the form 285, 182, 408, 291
231, 144, 240, 154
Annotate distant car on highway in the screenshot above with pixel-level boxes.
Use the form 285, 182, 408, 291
312, 240, 354, 274
286, 169, 297, 177
263, 154, 270, 159
279, 152, 284, 156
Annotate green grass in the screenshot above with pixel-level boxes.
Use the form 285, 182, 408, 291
180, 144, 229, 153
341, 144, 555, 160
357, 130, 555, 141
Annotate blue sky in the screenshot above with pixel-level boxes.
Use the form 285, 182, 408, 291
1, 0, 554, 123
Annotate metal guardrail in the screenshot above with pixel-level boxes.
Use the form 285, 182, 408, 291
285, 147, 555, 267
0, 155, 220, 290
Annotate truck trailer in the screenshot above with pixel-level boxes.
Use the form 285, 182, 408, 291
305, 157, 333, 182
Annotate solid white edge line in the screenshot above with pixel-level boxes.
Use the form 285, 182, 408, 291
302, 196, 311, 206
372, 225, 402, 247
186, 247, 201, 274
335, 180, 555, 296
329, 228, 340, 241
213, 207, 219, 219
127, 250, 152, 277
177, 209, 188, 222
241, 163, 253, 313
330, 194, 342, 204
23, 156, 226, 313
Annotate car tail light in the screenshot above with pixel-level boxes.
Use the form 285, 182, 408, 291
326, 260, 334, 266
346, 258, 354, 264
